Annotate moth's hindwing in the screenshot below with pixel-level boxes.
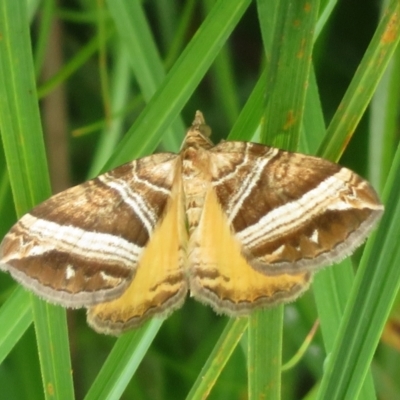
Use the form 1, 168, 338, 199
189, 186, 312, 315
88, 167, 188, 335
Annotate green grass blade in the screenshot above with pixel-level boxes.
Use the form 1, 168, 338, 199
0, 288, 32, 364
32, 301, 74, 399
87, 40, 132, 178
202, 0, 241, 125
248, 307, 283, 399
247, 1, 319, 399
317, 141, 400, 399
229, 70, 267, 142
318, 0, 400, 162
0, 5, 50, 212
164, 0, 197, 71
106, 0, 185, 151
0, 2, 74, 398
230, 0, 333, 146
262, 0, 319, 151
103, 0, 252, 170
85, 319, 163, 400
185, 319, 248, 400
370, 44, 400, 192
33, 0, 55, 77
315, 0, 338, 37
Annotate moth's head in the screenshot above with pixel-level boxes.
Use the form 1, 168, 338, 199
180, 111, 213, 151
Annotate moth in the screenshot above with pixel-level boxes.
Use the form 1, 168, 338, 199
0, 112, 383, 335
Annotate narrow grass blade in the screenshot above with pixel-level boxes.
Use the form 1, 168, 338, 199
247, 1, 319, 399
0, 288, 32, 364
85, 319, 163, 400
248, 307, 283, 400
262, 0, 319, 151
87, 40, 132, 178
318, 0, 400, 162
185, 319, 248, 400
228, 70, 267, 141
32, 301, 74, 399
0, 2, 74, 398
370, 43, 400, 191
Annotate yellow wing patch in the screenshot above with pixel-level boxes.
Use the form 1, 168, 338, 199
189, 187, 311, 315
88, 176, 188, 335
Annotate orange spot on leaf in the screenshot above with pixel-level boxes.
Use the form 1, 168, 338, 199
47, 383, 55, 396
382, 11, 399, 44
297, 38, 307, 58
283, 110, 296, 130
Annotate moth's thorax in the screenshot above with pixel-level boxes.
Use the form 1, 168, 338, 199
181, 129, 213, 151
181, 136, 213, 233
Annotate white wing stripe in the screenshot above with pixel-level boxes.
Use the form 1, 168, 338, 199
237, 169, 352, 247
226, 156, 271, 222
15, 214, 141, 264
99, 175, 156, 234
